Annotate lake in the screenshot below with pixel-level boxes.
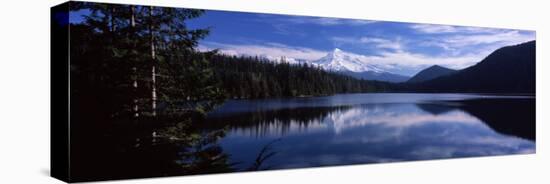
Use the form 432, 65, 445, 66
204, 93, 535, 170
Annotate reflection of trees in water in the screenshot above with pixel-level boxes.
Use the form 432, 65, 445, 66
69, 98, 534, 181
451, 98, 535, 141
202, 106, 353, 137
204, 99, 535, 141
417, 99, 535, 141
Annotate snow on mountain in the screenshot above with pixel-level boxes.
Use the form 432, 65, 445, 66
310, 48, 410, 82
312, 48, 384, 73
257, 48, 385, 73
233, 48, 410, 82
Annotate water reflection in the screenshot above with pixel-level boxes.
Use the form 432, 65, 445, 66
204, 94, 535, 170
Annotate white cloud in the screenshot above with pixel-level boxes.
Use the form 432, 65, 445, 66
331, 36, 356, 44
200, 42, 328, 61
332, 36, 404, 51
337, 49, 485, 71
444, 30, 534, 47
365, 50, 489, 70
330, 36, 485, 70
410, 23, 535, 53
331, 27, 534, 72
418, 30, 535, 57
410, 24, 502, 34
359, 37, 404, 50
410, 24, 460, 33
282, 17, 377, 26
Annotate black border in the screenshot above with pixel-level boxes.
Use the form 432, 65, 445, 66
51, 1, 71, 182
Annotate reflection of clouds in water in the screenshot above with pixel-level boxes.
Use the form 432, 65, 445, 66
408, 142, 534, 160
220, 96, 535, 169
276, 154, 403, 169
272, 132, 534, 167
325, 106, 482, 134
322, 105, 534, 160
229, 105, 483, 137
455, 136, 531, 148
271, 139, 533, 169
224, 103, 534, 168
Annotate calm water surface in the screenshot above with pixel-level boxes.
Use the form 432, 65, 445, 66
205, 93, 535, 170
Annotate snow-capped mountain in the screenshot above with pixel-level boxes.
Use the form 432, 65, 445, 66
242, 48, 410, 83
312, 48, 384, 73
311, 48, 410, 83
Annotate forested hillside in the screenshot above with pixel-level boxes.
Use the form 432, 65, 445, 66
206, 54, 394, 98
411, 41, 535, 93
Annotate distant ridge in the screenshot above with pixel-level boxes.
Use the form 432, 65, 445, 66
414, 40, 536, 93
407, 65, 456, 83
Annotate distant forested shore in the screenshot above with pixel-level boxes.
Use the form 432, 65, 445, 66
206, 53, 394, 99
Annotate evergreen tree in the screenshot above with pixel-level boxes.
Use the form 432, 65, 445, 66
70, 2, 223, 120
68, 2, 231, 177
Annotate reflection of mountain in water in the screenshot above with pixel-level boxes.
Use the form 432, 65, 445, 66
204, 98, 535, 141
416, 103, 456, 115
453, 98, 535, 141
416, 99, 535, 141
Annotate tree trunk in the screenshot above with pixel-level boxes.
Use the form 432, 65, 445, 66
110, 7, 116, 32
149, 6, 157, 117
130, 5, 139, 118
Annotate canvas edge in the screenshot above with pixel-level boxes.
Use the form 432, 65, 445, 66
51, 1, 71, 183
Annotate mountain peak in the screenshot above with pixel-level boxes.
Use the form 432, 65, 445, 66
329, 48, 343, 58
313, 48, 389, 74
428, 65, 447, 69
407, 65, 456, 83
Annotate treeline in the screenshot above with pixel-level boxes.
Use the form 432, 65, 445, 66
206, 54, 394, 99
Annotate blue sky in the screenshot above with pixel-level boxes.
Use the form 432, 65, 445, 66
70, 8, 535, 76
187, 10, 535, 76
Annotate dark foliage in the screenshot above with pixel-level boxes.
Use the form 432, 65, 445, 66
207, 54, 395, 99
66, 2, 232, 181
